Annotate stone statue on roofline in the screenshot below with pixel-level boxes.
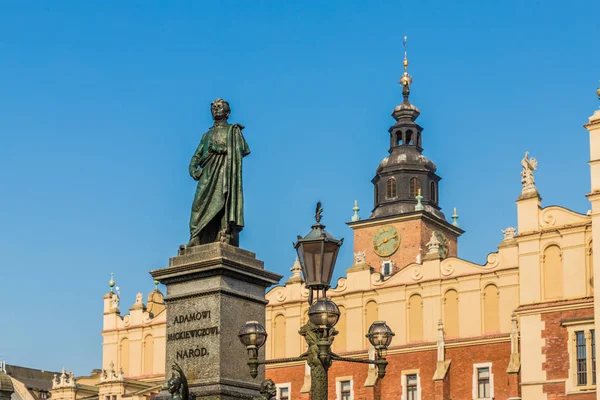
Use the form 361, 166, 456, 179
187, 99, 250, 248
521, 151, 538, 194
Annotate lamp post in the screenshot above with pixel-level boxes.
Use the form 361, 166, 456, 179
239, 203, 395, 400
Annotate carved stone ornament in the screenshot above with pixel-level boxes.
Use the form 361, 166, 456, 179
110, 293, 120, 310
521, 151, 538, 194
502, 227, 517, 240
426, 231, 447, 258
354, 250, 367, 264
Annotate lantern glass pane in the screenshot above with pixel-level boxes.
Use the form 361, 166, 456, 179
299, 241, 324, 286
322, 241, 340, 285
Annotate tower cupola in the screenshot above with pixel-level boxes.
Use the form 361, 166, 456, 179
371, 37, 445, 220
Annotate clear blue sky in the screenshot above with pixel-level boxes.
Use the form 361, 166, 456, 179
1, 0, 599, 375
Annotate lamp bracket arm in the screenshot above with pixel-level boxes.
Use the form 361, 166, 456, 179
331, 354, 377, 365
257, 356, 308, 366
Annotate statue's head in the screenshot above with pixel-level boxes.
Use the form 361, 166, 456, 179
167, 372, 182, 394
211, 98, 230, 121
259, 379, 277, 398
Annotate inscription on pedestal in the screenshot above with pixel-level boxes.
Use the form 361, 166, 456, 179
165, 298, 221, 383
168, 310, 218, 360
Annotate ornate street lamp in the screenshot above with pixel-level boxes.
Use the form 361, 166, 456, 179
293, 202, 343, 304
240, 203, 395, 400
238, 321, 267, 378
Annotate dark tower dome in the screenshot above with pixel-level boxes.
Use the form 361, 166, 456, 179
371, 37, 445, 221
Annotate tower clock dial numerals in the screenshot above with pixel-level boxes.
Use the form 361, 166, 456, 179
372, 225, 401, 257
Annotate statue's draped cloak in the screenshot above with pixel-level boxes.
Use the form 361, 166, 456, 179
189, 123, 249, 240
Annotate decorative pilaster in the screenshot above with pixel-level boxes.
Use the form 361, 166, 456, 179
585, 91, 600, 395
433, 320, 451, 380
507, 312, 521, 373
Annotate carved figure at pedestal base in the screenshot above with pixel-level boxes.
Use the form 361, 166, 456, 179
167, 363, 192, 400
252, 379, 276, 400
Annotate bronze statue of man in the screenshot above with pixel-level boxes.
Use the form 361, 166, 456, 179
188, 99, 250, 247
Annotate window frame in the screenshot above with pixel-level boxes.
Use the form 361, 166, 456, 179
335, 377, 353, 400
275, 382, 291, 400
401, 370, 421, 400
472, 362, 494, 400
386, 177, 397, 200
565, 321, 597, 394
409, 177, 420, 199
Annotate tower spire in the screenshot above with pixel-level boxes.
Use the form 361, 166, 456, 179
400, 36, 413, 104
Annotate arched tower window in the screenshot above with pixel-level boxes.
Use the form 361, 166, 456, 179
143, 335, 154, 374
408, 294, 423, 342
409, 177, 420, 198
273, 314, 286, 358
444, 290, 459, 337
431, 181, 437, 204
386, 177, 397, 199
406, 130, 414, 145
396, 131, 403, 146
483, 285, 500, 333
119, 338, 130, 376
543, 245, 563, 299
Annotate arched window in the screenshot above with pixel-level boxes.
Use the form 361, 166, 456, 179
119, 338, 130, 375
333, 305, 347, 353
406, 130, 414, 145
143, 335, 154, 374
483, 285, 500, 333
543, 245, 563, 299
386, 177, 397, 199
444, 290, 459, 337
397, 132, 403, 146
408, 294, 423, 342
409, 177, 421, 198
588, 242, 594, 295
431, 182, 437, 204
273, 314, 286, 358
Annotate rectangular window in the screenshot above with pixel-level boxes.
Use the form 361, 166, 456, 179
407, 374, 418, 400
340, 380, 351, 400
577, 330, 588, 386
279, 387, 289, 400
593, 329, 597, 385
477, 367, 490, 398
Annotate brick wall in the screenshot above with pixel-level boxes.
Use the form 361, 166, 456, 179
266, 339, 514, 399
541, 307, 595, 399
352, 216, 458, 273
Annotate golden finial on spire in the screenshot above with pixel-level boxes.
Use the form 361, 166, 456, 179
400, 36, 412, 88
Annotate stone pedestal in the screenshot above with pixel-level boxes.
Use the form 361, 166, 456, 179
150, 243, 282, 400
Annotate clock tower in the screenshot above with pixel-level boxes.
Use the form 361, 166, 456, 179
348, 38, 463, 274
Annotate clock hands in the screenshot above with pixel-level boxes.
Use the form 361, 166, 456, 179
376, 234, 398, 248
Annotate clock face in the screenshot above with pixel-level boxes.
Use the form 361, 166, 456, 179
373, 225, 401, 257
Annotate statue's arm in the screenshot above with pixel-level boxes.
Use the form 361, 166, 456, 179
189, 139, 205, 179
233, 124, 250, 157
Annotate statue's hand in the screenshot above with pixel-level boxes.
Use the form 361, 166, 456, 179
192, 168, 202, 181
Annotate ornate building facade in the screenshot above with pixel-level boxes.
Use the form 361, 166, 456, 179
48, 61, 600, 399
50, 283, 166, 400
262, 64, 600, 399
